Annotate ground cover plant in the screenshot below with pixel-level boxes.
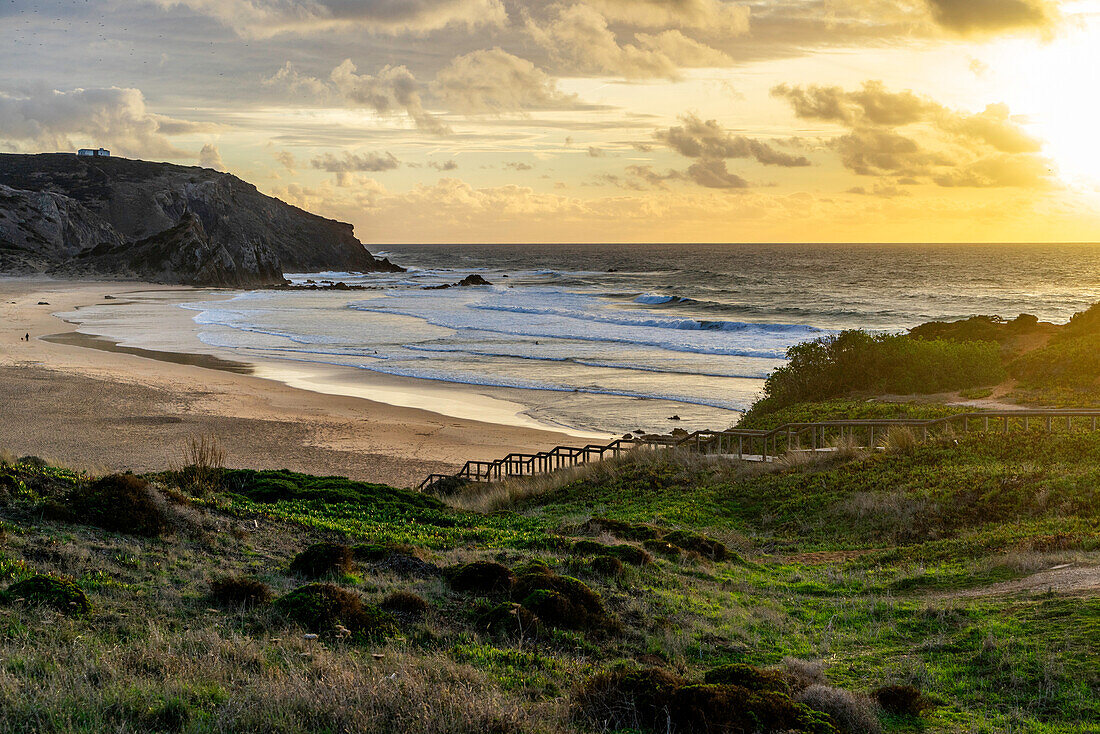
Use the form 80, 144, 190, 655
0, 429, 1097, 732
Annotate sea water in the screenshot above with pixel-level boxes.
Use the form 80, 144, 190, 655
163, 243, 1100, 435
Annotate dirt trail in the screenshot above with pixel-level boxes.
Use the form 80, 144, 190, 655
938, 564, 1100, 600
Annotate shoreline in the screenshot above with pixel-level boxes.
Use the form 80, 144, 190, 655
0, 277, 606, 487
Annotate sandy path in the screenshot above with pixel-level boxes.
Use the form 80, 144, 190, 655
0, 277, 597, 487
941, 564, 1100, 599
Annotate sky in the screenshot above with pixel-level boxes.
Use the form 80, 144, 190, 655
1, 0, 1098, 244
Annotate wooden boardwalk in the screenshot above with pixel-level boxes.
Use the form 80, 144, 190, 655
417, 409, 1100, 491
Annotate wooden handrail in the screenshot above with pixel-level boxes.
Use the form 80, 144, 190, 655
416, 409, 1100, 490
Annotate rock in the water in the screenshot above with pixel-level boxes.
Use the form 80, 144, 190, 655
0, 153, 404, 286
456, 274, 492, 286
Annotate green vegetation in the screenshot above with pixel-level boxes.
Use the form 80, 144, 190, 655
748, 330, 1004, 417
1, 420, 1097, 731
0, 574, 91, 616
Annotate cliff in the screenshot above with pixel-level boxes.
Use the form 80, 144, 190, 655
0, 153, 403, 286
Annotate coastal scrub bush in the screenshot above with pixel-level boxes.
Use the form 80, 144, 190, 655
446, 561, 514, 595
380, 590, 429, 621
220, 468, 444, 509
275, 583, 396, 637
703, 663, 791, 695
873, 684, 929, 717
574, 667, 837, 734
172, 434, 225, 496
750, 330, 1004, 416
1, 574, 91, 616
209, 576, 272, 607
587, 555, 624, 577
512, 570, 609, 631
643, 538, 682, 557
571, 539, 651, 566
480, 601, 541, 639
353, 543, 440, 578
288, 542, 353, 579
795, 684, 881, 734
672, 683, 836, 734
663, 530, 729, 561
61, 473, 170, 537
580, 516, 661, 541
572, 667, 683, 732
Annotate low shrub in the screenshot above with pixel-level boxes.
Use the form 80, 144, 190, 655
572, 667, 683, 732
479, 601, 541, 639
587, 555, 624, 577
380, 590, 429, 619
663, 530, 729, 561
446, 561, 515, 595
749, 329, 1004, 415
673, 683, 835, 734
209, 576, 272, 607
352, 544, 440, 577
513, 570, 609, 631
795, 684, 881, 734
0, 574, 91, 616
581, 517, 660, 541
221, 468, 444, 509
275, 583, 396, 638
288, 542, 353, 579
873, 684, 928, 717
574, 667, 836, 734
60, 474, 170, 537
782, 657, 827, 692
572, 539, 651, 566
642, 538, 682, 557
703, 663, 791, 695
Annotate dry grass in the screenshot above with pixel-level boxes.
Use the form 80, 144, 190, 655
0, 620, 562, 733
445, 448, 754, 513
171, 434, 226, 497
881, 426, 918, 455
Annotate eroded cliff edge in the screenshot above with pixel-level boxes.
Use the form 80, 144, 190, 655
0, 153, 403, 286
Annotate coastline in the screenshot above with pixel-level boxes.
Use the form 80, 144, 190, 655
0, 277, 606, 487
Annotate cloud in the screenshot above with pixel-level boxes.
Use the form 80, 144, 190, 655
526, 4, 734, 79
431, 48, 580, 113
686, 158, 748, 188
657, 114, 811, 167
0, 86, 202, 158
263, 62, 334, 99
273, 150, 298, 172
311, 151, 401, 172
153, 0, 507, 38
430, 159, 458, 170
922, 0, 1059, 35
773, 80, 1052, 188
330, 60, 450, 134
198, 143, 225, 170
586, 0, 751, 31
505, 161, 534, 170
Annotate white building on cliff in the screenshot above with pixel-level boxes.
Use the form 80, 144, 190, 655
77, 148, 110, 157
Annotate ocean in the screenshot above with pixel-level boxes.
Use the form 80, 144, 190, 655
77, 243, 1100, 436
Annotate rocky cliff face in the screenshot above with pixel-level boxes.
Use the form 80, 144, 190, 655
0, 153, 403, 286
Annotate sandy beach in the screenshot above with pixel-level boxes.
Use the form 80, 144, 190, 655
0, 277, 601, 487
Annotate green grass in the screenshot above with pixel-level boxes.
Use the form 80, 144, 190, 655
1, 432, 1098, 732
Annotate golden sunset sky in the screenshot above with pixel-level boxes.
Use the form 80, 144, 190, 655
2, 0, 1098, 243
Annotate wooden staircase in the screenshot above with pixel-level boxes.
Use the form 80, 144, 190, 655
417, 409, 1100, 491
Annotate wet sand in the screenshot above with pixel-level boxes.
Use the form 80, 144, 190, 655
0, 277, 599, 487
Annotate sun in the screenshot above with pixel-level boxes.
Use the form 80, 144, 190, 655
982, 6, 1100, 188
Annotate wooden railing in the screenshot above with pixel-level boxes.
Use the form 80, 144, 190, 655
416, 409, 1100, 491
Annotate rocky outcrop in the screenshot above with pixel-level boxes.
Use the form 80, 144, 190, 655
0, 153, 404, 286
